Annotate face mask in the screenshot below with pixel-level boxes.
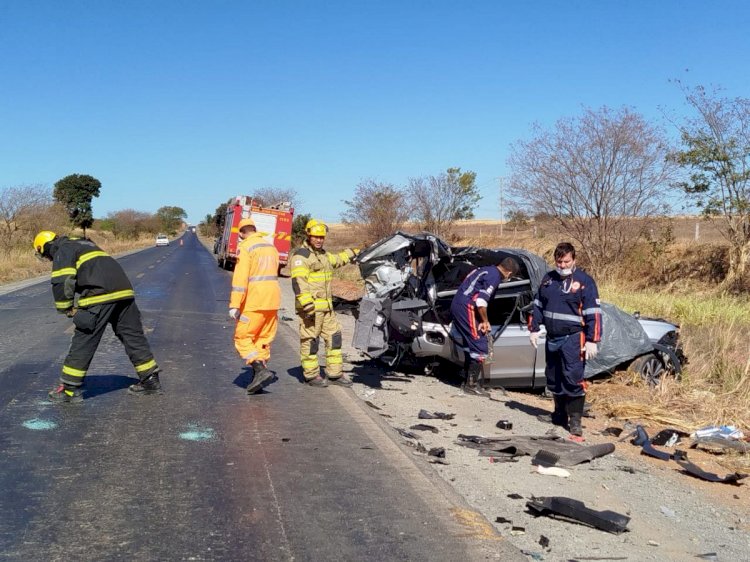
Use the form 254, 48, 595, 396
556, 267, 573, 277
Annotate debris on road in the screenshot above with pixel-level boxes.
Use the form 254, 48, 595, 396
536, 465, 571, 478
418, 409, 455, 420
409, 423, 439, 433
650, 428, 689, 447
526, 497, 631, 534
674, 456, 748, 485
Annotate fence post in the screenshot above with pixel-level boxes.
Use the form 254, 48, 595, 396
695, 222, 700, 241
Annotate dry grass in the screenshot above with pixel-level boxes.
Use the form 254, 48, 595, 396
0, 230, 157, 285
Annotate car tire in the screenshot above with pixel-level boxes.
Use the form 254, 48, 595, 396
630, 352, 676, 386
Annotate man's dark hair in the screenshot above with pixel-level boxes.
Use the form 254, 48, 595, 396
554, 242, 576, 260
499, 257, 520, 278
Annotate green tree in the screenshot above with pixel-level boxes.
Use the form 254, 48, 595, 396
156, 206, 187, 235
292, 213, 311, 247
669, 84, 750, 290
53, 174, 102, 237
409, 167, 481, 237
213, 202, 229, 235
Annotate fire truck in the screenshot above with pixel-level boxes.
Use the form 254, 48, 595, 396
215, 195, 294, 271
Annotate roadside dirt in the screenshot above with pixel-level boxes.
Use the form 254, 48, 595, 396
331, 279, 750, 562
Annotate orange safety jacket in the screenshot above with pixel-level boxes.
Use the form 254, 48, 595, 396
230, 232, 281, 313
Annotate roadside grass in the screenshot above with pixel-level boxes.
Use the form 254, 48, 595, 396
0, 230, 157, 285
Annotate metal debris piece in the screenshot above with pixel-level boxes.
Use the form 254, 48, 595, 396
601, 427, 623, 437
496, 420, 513, 430
695, 553, 719, 561
364, 400, 381, 410
510, 526, 525, 535
526, 497, 630, 534
410, 424, 439, 433
531, 450, 560, 467
538, 535, 550, 549
495, 516, 512, 524
507, 493, 524, 500
692, 436, 750, 454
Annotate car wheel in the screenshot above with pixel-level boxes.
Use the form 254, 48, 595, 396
630, 352, 674, 386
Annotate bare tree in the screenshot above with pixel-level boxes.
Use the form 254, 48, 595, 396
342, 179, 411, 245
0, 184, 54, 250
408, 167, 481, 238
669, 84, 750, 290
507, 106, 676, 275
108, 209, 158, 239
251, 187, 300, 209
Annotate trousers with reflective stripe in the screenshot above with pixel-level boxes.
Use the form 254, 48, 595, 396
61, 300, 158, 387
234, 310, 278, 364
298, 310, 343, 380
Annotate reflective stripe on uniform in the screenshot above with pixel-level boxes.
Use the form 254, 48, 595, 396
62, 365, 86, 378
301, 354, 319, 370
76, 250, 108, 269
243, 350, 259, 362
56, 300, 74, 309
232, 286, 247, 293
134, 359, 157, 373
326, 349, 343, 365
582, 307, 602, 316
78, 289, 135, 307
244, 242, 275, 253
248, 275, 278, 282
543, 310, 584, 324
51, 267, 76, 279
290, 266, 309, 278
297, 293, 313, 305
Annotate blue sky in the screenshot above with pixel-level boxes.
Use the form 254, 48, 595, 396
1, 1, 749, 224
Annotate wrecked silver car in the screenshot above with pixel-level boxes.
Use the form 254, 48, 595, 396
351, 232, 683, 389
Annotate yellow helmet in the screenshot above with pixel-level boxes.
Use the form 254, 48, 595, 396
305, 219, 328, 237
33, 231, 57, 255
238, 217, 256, 231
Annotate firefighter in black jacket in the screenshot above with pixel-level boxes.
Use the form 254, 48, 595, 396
33, 231, 162, 403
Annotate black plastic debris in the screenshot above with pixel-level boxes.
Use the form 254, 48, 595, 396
396, 428, 420, 440
631, 425, 673, 461
418, 409, 455, 420
695, 553, 719, 561
496, 420, 513, 430
281, 438, 290, 442
364, 400, 381, 410
538, 535, 550, 549
495, 516, 512, 524
526, 497, 630, 534
428, 446, 446, 458
531, 450, 560, 467
410, 424, 439, 433
650, 428, 689, 447
601, 427, 623, 437
507, 493, 524, 500
674, 456, 748, 485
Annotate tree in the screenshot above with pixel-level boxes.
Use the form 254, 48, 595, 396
53, 174, 101, 237
108, 209, 157, 239
0, 184, 53, 250
507, 106, 676, 276
292, 213, 311, 247
409, 167, 481, 238
213, 202, 229, 235
155, 206, 187, 235
669, 84, 750, 290
342, 179, 411, 245
251, 187, 300, 209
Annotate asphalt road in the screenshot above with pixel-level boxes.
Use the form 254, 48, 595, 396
0, 232, 522, 561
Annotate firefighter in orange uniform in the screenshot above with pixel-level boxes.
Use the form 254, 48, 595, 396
229, 218, 281, 394
290, 219, 359, 387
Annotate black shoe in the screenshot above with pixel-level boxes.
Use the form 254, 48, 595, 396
537, 394, 569, 426
567, 395, 586, 437
48, 384, 83, 404
128, 372, 162, 395
327, 375, 353, 387
247, 362, 274, 394
306, 376, 328, 387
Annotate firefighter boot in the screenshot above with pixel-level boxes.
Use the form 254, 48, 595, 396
48, 383, 83, 404
246, 361, 274, 395
567, 395, 586, 437
128, 371, 162, 395
462, 362, 491, 397
537, 394, 569, 427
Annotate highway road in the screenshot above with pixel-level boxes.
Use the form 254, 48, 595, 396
0, 232, 522, 561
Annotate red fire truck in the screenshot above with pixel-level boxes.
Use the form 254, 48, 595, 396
215, 195, 294, 271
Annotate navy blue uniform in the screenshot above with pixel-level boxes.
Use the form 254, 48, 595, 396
450, 266, 503, 362
529, 268, 602, 396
